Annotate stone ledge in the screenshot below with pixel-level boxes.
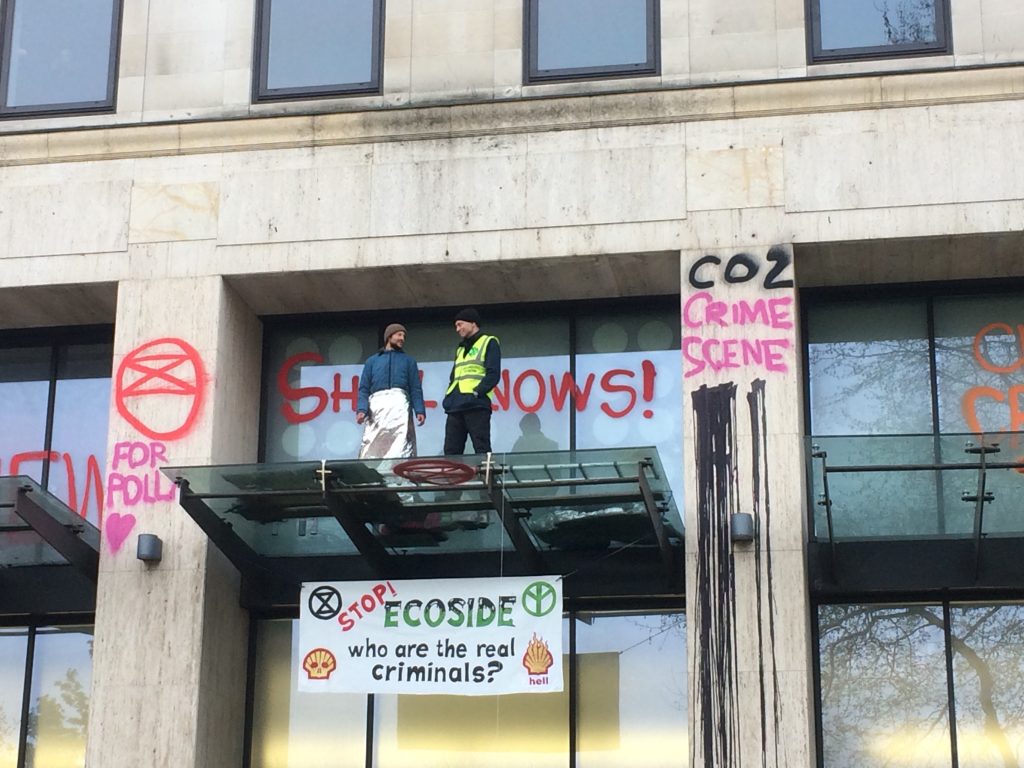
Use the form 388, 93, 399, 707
2, 65, 1023, 167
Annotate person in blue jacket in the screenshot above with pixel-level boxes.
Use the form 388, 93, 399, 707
356, 323, 426, 458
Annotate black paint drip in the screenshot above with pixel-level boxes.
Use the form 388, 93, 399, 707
691, 383, 740, 767
692, 379, 786, 768
748, 379, 782, 767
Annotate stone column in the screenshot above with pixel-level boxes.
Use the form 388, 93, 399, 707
681, 245, 815, 768
86, 276, 262, 768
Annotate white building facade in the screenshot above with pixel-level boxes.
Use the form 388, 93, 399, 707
2, 1, 1024, 767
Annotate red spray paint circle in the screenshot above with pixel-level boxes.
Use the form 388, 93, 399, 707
393, 458, 475, 486
115, 338, 207, 441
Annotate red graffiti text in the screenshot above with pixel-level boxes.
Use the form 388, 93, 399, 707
278, 356, 660, 423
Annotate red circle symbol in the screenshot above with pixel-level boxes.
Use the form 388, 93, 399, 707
115, 338, 206, 441
393, 459, 475, 486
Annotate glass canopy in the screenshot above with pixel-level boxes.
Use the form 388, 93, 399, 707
164, 447, 683, 609
0, 476, 100, 614
0, 476, 99, 570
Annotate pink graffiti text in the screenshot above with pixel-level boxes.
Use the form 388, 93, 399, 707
682, 291, 794, 378
106, 441, 176, 508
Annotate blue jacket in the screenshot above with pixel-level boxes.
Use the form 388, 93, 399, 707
442, 331, 501, 413
357, 349, 425, 416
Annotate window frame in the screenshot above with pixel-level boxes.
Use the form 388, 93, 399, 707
252, 0, 385, 103
805, 0, 952, 64
812, 598, 1024, 768
257, 295, 681, 465
0, 0, 123, 118
523, 0, 660, 85
244, 606, 685, 768
0, 619, 96, 768
0, 325, 113, 495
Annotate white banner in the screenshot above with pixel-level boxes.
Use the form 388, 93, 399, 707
298, 576, 563, 695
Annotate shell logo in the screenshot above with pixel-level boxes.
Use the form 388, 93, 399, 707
522, 633, 554, 676
303, 648, 337, 680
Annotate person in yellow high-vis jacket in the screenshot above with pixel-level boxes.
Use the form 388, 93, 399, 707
442, 307, 502, 455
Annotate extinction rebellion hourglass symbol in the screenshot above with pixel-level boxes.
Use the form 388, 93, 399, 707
115, 338, 207, 440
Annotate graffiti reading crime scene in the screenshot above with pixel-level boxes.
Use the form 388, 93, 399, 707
683, 247, 795, 378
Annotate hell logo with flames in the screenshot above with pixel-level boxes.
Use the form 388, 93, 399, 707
522, 633, 553, 676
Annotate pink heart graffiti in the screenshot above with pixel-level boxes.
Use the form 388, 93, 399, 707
105, 513, 137, 554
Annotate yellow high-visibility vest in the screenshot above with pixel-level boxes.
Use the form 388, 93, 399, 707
446, 335, 498, 398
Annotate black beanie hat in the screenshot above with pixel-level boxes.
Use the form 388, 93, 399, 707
454, 307, 481, 325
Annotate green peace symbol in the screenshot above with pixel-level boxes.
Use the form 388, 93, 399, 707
522, 581, 558, 617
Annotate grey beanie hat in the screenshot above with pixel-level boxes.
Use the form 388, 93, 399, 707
383, 323, 406, 342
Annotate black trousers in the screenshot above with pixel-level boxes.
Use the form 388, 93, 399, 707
443, 409, 492, 455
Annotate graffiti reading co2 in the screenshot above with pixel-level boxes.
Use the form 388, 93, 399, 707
683, 247, 795, 378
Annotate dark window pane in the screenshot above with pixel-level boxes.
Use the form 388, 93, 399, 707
265, 0, 377, 91
950, 604, 1024, 767
24, 627, 93, 768
4, 0, 117, 109
55, 343, 112, 381
818, 604, 951, 768
818, 0, 938, 50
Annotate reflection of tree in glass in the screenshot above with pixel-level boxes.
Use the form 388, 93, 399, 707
0, 706, 15, 754
810, 322, 1023, 536
875, 0, 935, 44
820, 605, 951, 767
820, 604, 1024, 768
24, 667, 89, 766
811, 336, 930, 435
950, 605, 1024, 768
622, 614, 687, 713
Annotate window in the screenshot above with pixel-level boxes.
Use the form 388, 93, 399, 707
816, 602, 1024, 768
0, 332, 113, 528
805, 290, 1024, 539
248, 611, 685, 767
0, 0, 122, 116
261, 300, 682, 505
807, 0, 951, 63
525, 0, 659, 84
0, 624, 94, 768
253, 0, 383, 102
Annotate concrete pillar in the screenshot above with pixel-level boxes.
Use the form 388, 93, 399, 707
681, 245, 815, 767
86, 277, 262, 767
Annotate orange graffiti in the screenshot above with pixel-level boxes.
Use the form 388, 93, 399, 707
972, 322, 1024, 374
